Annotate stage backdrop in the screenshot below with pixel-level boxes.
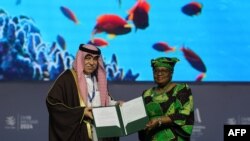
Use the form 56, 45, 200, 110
1, 82, 250, 141
1, 0, 250, 82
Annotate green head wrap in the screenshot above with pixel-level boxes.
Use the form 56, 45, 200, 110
151, 57, 180, 71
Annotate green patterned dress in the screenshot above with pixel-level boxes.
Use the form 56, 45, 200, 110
139, 83, 194, 141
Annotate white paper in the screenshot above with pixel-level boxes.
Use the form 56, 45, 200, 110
92, 106, 121, 128
120, 96, 147, 133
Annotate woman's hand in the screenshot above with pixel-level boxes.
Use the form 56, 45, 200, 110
116, 100, 125, 106
84, 107, 93, 120
145, 118, 159, 130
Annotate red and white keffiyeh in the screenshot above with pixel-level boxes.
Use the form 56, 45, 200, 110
73, 44, 109, 106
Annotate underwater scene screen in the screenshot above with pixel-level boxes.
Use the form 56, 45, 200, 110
0, 0, 250, 82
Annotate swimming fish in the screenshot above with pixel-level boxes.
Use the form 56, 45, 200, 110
195, 73, 206, 82
181, 2, 202, 16
152, 42, 175, 53
92, 14, 131, 37
180, 47, 206, 73
126, 0, 150, 30
56, 34, 66, 50
60, 6, 79, 24
88, 38, 108, 47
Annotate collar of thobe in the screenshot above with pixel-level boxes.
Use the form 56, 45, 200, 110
85, 75, 96, 103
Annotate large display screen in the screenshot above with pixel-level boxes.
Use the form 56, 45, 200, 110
0, 0, 249, 82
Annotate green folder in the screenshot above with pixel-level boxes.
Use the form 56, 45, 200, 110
92, 96, 149, 138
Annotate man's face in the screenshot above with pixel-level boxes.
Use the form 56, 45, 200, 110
153, 67, 172, 86
83, 54, 99, 75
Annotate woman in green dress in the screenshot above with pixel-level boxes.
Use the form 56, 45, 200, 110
139, 57, 194, 141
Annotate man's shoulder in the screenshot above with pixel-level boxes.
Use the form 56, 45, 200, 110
63, 69, 73, 75
57, 69, 74, 80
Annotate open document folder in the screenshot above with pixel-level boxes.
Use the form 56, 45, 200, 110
92, 96, 149, 138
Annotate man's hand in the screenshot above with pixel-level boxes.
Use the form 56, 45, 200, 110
84, 107, 93, 119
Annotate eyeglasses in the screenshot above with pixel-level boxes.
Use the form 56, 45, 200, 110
153, 68, 171, 75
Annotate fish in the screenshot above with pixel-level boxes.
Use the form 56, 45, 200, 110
56, 35, 66, 50
126, 0, 150, 30
88, 38, 108, 47
180, 47, 206, 73
60, 6, 79, 24
195, 73, 206, 82
181, 2, 202, 16
92, 14, 131, 37
152, 42, 175, 53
